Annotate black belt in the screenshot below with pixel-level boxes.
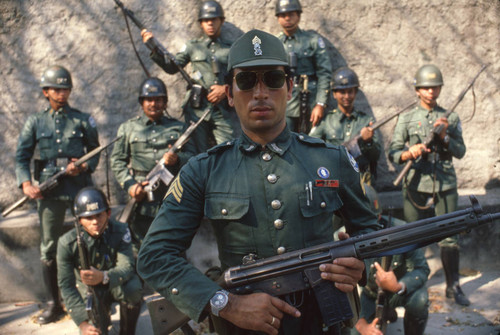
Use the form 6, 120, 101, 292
41, 158, 70, 169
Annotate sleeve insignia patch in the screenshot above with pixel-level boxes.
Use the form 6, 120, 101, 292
165, 175, 183, 203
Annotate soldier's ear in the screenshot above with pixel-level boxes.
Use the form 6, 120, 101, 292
225, 84, 234, 107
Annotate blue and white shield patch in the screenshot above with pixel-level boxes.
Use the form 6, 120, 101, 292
122, 228, 132, 243
345, 147, 359, 173
89, 116, 97, 128
317, 167, 330, 179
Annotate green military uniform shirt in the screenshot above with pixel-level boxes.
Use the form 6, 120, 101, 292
15, 105, 100, 199
151, 35, 233, 119
57, 219, 137, 327
309, 109, 381, 173
277, 28, 332, 118
138, 127, 381, 324
388, 105, 466, 193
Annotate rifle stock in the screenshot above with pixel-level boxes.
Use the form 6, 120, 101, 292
147, 195, 500, 334
117, 109, 210, 224
393, 65, 488, 186
298, 75, 311, 134
2, 137, 121, 218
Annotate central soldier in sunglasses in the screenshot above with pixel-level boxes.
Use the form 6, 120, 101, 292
138, 29, 381, 335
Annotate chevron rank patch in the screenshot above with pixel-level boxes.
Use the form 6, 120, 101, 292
165, 175, 183, 203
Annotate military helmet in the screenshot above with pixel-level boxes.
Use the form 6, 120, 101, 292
275, 0, 302, 16
331, 66, 360, 90
40, 65, 73, 89
414, 64, 443, 87
74, 187, 110, 218
138, 77, 168, 103
364, 183, 382, 215
198, 0, 224, 21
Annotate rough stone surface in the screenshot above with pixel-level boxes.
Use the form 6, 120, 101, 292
0, 0, 499, 209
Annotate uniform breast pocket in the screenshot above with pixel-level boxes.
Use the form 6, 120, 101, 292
326, 127, 344, 142
151, 132, 179, 149
65, 129, 85, 154
191, 50, 208, 65
407, 123, 427, 143
130, 136, 149, 155
36, 130, 53, 151
297, 47, 315, 73
298, 188, 343, 218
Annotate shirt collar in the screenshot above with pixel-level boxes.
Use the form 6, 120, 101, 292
49, 104, 69, 117
238, 127, 292, 156
339, 109, 359, 122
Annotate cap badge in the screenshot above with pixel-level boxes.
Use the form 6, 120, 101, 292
86, 202, 99, 211
252, 36, 263, 56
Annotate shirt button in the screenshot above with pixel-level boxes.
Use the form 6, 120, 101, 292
271, 200, 281, 210
96, 252, 100, 257
267, 174, 278, 184
221, 209, 228, 216
154, 149, 158, 153
152, 130, 156, 133
56, 129, 60, 134
56, 120, 60, 123
320, 202, 326, 208
299, 135, 304, 140
277, 247, 286, 254
56, 139, 61, 143
262, 153, 272, 161
58, 149, 62, 153
346, 132, 351, 136
171, 288, 179, 295
274, 219, 284, 230
153, 138, 156, 142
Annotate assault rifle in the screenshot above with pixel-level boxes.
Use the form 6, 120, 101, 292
117, 109, 210, 224
147, 195, 500, 334
2, 137, 121, 217
74, 220, 108, 332
342, 102, 415, 160
298, 75, 311, 133
374, 209, 396, 333
393, 64, 488, 186
113, 0, 204, 108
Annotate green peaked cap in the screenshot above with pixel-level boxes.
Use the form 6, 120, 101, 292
227, 29, 288, 71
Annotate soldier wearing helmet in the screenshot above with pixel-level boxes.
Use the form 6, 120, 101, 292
141, 0, 241, 154
111, 77, 195, 253
57, 187, 143, 334
310, 67, 381, 185
15, 65, 100, 324
354, 187, 430, 335
274, 0, 333, 132
389, 65, 468, 306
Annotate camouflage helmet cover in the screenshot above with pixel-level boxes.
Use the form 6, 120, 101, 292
275, 0, 302, 16
331, 66, 360, 90
414, 64, 443, 87
40, 65, 73, 89
198, 0, 224, 21
74, 187, 110, 218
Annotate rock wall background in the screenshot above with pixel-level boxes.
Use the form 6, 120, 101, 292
1, 0, 499, 209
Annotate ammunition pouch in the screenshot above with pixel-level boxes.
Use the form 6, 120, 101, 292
190, 84, 205, 109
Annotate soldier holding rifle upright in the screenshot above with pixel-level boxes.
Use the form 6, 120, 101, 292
388, 64, 469, 306
15, 65, 100, 324
138, 29, 380, 335
141, 0, 239, 153
111, 77, 195, 253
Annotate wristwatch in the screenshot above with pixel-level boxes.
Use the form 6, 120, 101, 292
210, 290, 229, 316
443, 134, 450, 145
102, 271, 110, 285
397, 282, 406, 296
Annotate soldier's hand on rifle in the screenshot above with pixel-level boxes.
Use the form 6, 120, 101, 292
79, 320, 102, 335
218, 292, 300, 335
310, 104, 325, 127
163, 146, 178, 166
402, 143, 429, 162
434, 117, 449, 140
66, 159, 88, 176
141, 29, 153, 43
355, 317, 383, 335
208, 84, 227, 105
80, 266, 104, 286
360, 122, 374, 142
373, 262, 400, 293
22, 181, 43, 199
129, 181, 149, 202
319, 232, 365, 292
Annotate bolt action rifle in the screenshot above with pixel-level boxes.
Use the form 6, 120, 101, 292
147, 195, 500, 334
298, 75, 311, 134
393, 64, 488, 186
117, 109, 210, 224
74, 219, 109, 332
342, 102, 416, 160
113, 0, 204, 108
2, 137, 121, 217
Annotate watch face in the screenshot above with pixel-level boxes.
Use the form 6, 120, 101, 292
212, 293, 226, 307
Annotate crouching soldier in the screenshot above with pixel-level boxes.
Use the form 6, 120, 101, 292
57, 187, 143, 334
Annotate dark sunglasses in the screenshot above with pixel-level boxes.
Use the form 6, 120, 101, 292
234, 70, 287, 91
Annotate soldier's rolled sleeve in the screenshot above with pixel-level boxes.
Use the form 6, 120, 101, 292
336, 147, 381, 236
57, 237, 88, 327
312, 36, 332, 105
15, 115, 37, 186
137, 160, 220, 322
